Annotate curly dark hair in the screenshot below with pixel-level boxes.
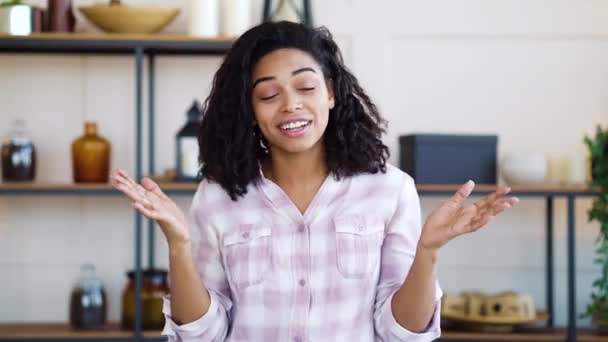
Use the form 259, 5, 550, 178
198, 21, 389, 201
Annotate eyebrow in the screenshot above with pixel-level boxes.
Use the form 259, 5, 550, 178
252, 67, 317, 89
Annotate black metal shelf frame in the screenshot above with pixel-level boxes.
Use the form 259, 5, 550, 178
0, 36, 233, 342
0, 36, 604, 342
419, 189, 602, 342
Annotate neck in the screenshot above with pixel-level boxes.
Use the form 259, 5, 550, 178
264, 143, 328, 188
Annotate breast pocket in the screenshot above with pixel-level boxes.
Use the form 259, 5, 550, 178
334, 215, 385, 279
222, 224, 272, 290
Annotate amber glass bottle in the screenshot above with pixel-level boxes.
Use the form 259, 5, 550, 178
121, 269, 169, 330
72, 122, 110, 183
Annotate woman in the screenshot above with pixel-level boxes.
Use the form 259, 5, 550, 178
111, 21, 518, 341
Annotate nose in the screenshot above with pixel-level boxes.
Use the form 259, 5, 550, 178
281, 91, 303, 113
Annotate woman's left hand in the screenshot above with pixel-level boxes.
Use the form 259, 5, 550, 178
419, 180, 519, 252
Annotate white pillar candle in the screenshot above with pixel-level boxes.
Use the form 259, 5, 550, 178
566, 153, 589, 185
188, 0, 219, 38
221, 0, 251, 38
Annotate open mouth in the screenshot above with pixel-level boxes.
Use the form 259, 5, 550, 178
279, 120, 312, 131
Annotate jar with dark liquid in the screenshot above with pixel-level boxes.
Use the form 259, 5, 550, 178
69, 264, 107, 330
1, 119, 36, 182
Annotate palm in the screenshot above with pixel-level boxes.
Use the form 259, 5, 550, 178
419, 181, 519, 251
110, 169, 190, 245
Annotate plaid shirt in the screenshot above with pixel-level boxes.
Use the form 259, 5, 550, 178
161, 164, 442, 342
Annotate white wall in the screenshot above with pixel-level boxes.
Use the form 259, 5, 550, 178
1, 0, 607, 328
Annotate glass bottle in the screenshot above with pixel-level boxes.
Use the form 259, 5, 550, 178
1, 119, 36, 182
175, 100, 202, 182
69, 264, 107, 330
71, 122, 111, 183
121, 268, 169, 330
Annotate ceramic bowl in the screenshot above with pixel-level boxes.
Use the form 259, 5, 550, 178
501, 153, 547, 185
78, 4, 179, 34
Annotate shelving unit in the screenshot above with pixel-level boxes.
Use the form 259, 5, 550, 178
419, 184, 601, 342
0, 33, 233, 342
0, 323, 164, 342
0, 33, 604, 342
440, 328, 608, 341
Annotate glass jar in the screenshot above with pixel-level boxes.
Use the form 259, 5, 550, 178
121, 268, 169, 330
69, 264, 107, 330
1, 119, 36, 182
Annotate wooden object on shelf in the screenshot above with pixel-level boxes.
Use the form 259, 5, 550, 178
441, 328, 608, 341
78, 3, 180, 34
0, 33, 234, 55
0, 323, 161, 339
0, 182, 112, 191
0, 32, 232, 42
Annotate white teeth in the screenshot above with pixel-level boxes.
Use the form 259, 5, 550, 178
280, 120, 310, 130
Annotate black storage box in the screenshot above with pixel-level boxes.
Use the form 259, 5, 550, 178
399, 134, 497, 184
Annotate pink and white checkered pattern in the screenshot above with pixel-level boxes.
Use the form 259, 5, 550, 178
161, 164, 442, 342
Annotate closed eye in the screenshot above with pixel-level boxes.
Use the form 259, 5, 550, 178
260, 94, 278, 101
299, 87, 315, 92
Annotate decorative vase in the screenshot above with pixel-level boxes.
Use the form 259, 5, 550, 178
71, 122, 111, 183
592, 302, 608, 335
48, 0, 75, 32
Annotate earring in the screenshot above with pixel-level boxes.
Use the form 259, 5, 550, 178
260, 138, 268, 152
253, 126, 269, 154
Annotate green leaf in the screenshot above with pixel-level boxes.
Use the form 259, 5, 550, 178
0, 0, 24, 7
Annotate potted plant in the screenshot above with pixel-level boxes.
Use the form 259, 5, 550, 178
582, 125, 608, 333
0, 0, 31, 35
0, 0, 25, 7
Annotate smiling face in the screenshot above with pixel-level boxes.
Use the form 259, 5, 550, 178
251, 48, 335, 156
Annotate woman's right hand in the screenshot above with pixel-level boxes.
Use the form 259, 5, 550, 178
111, 169, 190, 247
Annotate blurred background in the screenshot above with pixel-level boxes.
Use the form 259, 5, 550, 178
1, 0, 607, 340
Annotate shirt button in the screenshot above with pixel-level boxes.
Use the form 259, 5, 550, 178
242, 231, 250, 239
293, 337, 302, 342
358, 224, 365, 232
298, 279, 306, 287
297, 224, 305, 233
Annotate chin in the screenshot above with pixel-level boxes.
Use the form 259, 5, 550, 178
272, 139, 321, 155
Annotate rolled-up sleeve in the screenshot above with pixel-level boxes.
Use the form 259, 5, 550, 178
374, 174, 443, 341
161, 184, 232, 342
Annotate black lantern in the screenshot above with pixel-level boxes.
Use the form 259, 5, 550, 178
175, 100, 202, 182
262, 0, 313, 26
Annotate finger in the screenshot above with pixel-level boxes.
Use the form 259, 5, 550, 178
489, 197, 519, 215
142, 177, 169, 201
115, 183, 146, 203
449, 180, 475, 205
133, 201, 161, 220
464, 214, 494, 233
133, 184, 157, 210
112, 170, 138, 192
117, 169, 140, 189
472, 186, 512, 211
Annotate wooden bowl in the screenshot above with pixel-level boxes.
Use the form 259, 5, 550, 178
78, 4, 179, 34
